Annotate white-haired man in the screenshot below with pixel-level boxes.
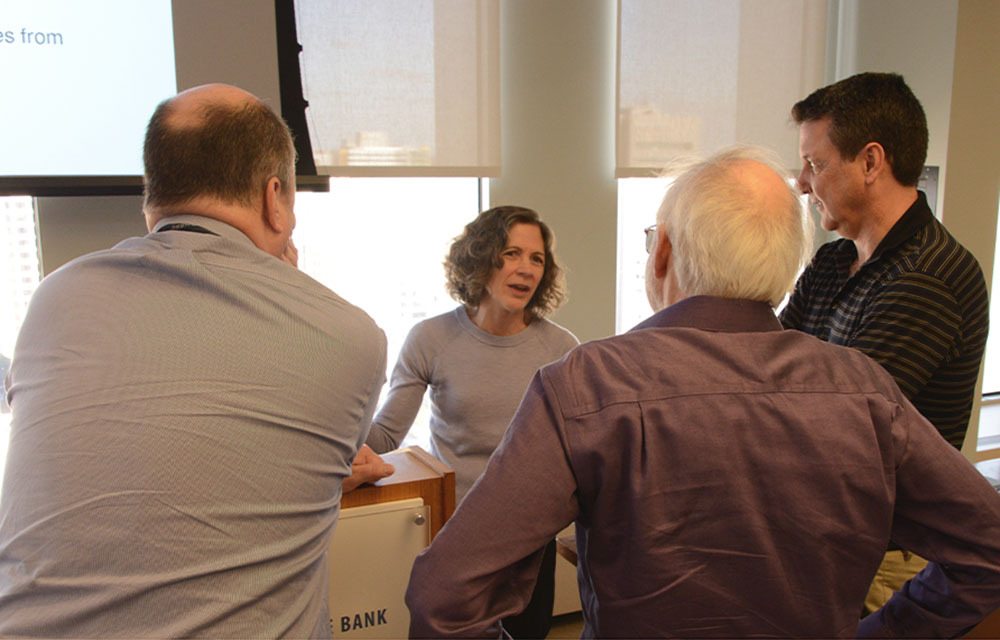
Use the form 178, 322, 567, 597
404, 147, 1000, 638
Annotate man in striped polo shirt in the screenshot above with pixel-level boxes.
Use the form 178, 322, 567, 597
780, 72, 989, 615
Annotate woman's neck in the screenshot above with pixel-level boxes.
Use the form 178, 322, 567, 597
468, 304, 531, 337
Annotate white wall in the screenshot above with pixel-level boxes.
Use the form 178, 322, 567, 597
172, 0, 281, 103
942, 1, 1000, 459
842, 0, 958, 182
839, 0, 999, 459
35, 196, 146, 275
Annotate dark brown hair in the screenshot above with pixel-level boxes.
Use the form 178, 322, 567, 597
791, 72, 927, 186
444, 206, 566, 318
143, 98, 295, 210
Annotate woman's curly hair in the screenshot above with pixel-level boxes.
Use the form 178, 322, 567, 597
444, 206, 566, 318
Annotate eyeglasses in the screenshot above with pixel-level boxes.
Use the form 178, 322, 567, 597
644, 224, 658, 253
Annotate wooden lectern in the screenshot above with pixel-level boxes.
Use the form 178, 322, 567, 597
340, 445, 455, 539
330, 446, 456, 638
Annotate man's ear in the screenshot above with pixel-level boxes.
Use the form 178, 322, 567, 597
859, 142, 887, 185
262, 176, 287, 233
653, 224, 672, 279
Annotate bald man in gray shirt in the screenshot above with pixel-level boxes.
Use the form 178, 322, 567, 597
0, 84, 392, 638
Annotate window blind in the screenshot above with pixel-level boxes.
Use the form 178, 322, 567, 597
293, 0, 500, 177
617, 0, 827, 177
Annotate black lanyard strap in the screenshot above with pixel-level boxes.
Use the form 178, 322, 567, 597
156, 223, 218, 236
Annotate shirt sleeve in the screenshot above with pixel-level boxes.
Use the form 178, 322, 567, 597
352, 328, 388, 454
405, 370, 580, 638
364, 325, 432, 453
857, 395, 1000, 638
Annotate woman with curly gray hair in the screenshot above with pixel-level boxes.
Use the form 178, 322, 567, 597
366, 205, 577, 638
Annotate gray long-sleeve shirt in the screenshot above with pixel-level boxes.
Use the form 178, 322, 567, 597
0, 215, 386, 638
366, 307, 577, 501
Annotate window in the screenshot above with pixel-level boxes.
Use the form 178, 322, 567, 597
294, 177, 486, 449
617, 0, 826, 177
0, 196, 42, 499
281, 0, 501, 451
615, 0, 827, 328
616, 178, 672, 332
291, 0, 500, 177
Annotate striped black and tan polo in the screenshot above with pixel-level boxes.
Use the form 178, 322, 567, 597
781, 191, 989, 449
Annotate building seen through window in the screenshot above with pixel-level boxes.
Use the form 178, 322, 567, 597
0, 196, 42, 498
294, 178, 485, 450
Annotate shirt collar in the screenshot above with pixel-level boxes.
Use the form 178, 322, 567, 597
151, 214, 257, 248
630, 296, 782, 333
869, 190, 934, 262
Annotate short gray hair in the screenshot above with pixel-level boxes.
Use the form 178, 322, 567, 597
656, 146, 813, 307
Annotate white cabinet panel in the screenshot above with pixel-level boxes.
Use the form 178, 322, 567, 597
329, 498, 430, 638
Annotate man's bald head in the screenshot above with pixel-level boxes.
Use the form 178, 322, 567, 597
142, 83, 296, 213
165, 83, 259, 127
649, 147, 812, 308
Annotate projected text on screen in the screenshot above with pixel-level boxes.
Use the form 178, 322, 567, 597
0, 0, 177, 176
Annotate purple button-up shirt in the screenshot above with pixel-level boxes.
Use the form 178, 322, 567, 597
406, 296, 1000, 638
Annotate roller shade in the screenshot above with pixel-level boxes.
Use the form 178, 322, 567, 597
293, 0, 500, 177
617, 0, 828, 176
